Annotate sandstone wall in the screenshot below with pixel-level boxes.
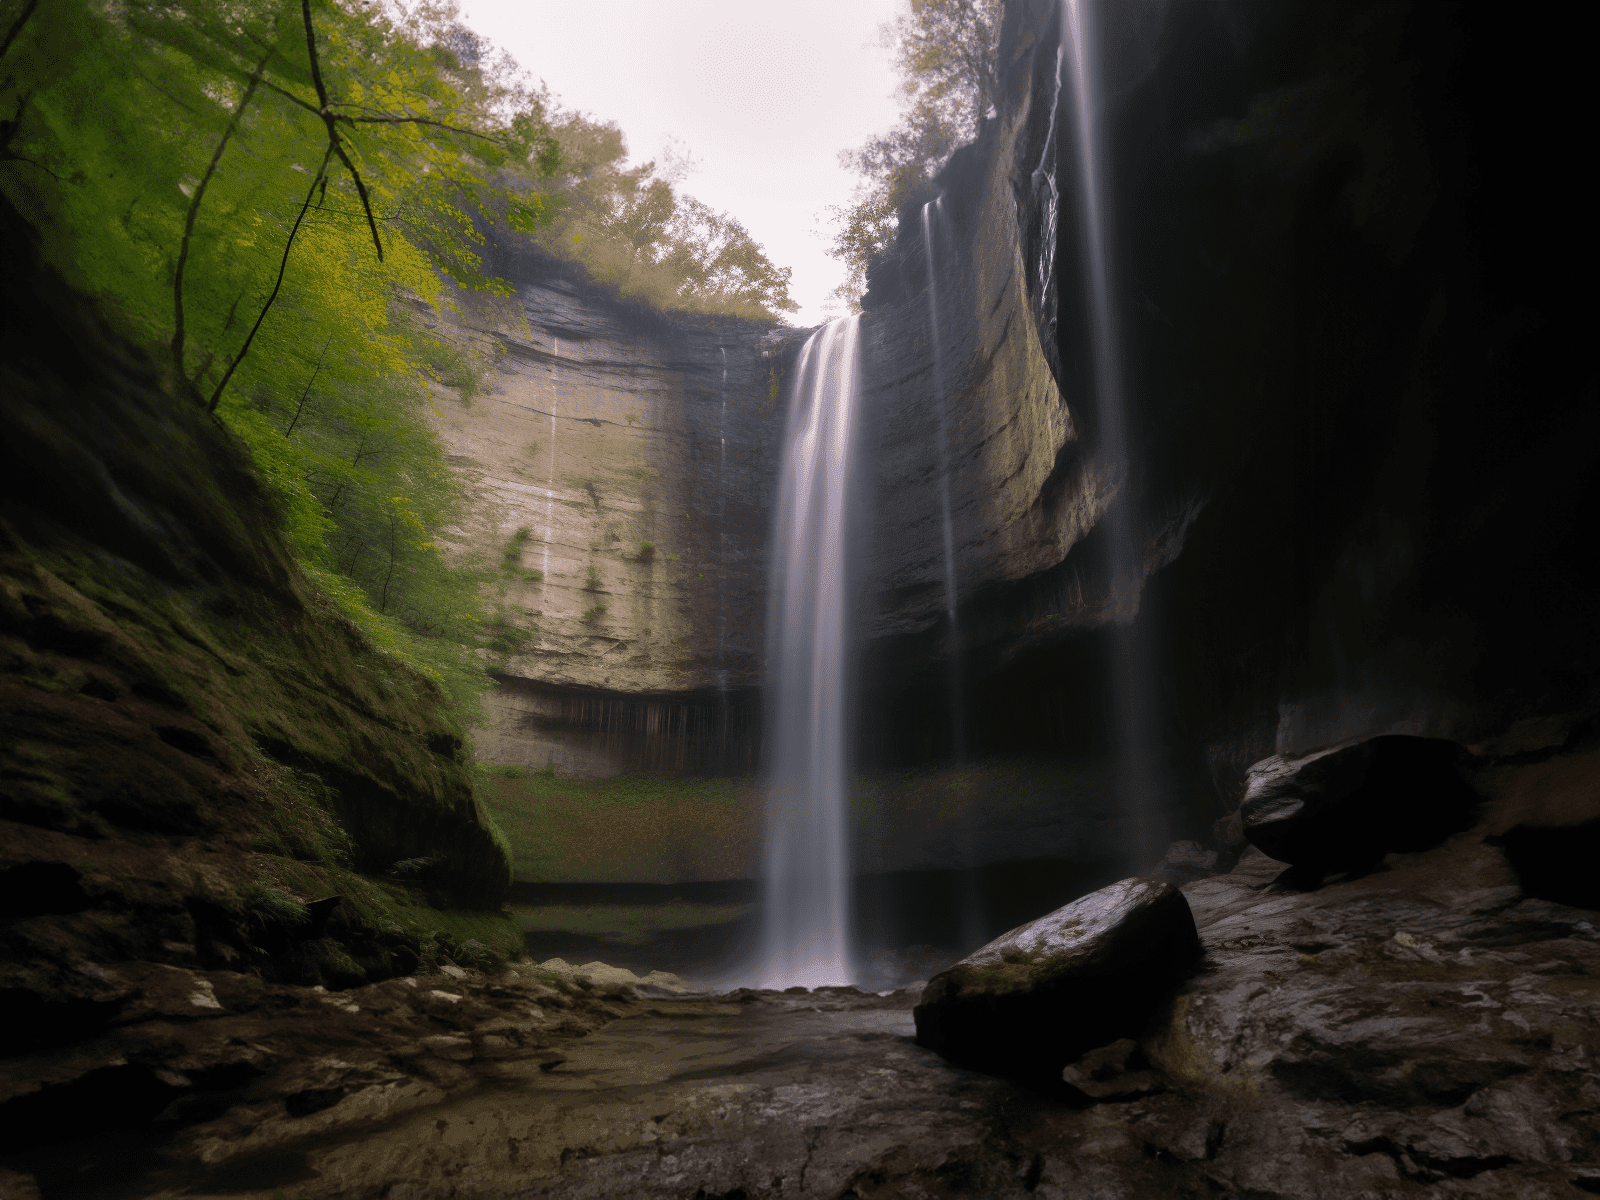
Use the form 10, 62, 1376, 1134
425, 262, 790, 776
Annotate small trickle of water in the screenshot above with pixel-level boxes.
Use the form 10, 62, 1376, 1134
923, 200, 983, 948
759, 316, 862, 989
716, 346, 730, 765
542, 337, 559, 585
1063, 0, 1162, 860
921, 198, 966, 762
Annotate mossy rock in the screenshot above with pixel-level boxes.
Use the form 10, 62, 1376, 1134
0, 196, 515, 998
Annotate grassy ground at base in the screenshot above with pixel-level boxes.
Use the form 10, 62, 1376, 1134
479, 767, 760, 883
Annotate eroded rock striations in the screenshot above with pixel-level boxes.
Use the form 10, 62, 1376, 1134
418, 256, 792, 778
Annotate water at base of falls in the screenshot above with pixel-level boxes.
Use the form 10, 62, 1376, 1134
758, 315, 862, 989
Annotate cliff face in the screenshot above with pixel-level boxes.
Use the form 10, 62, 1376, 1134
0, 199, 518, 1012
435, 0, 1592, 869
857, 0, 1119, 655
424, 256, 791, 776
857, 0, 1597, 828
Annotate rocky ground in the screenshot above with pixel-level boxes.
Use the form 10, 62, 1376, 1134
4, 759, 1597, 1199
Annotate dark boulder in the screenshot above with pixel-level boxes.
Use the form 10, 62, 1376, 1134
1241, 736, 1480, 874
913, 877, 1202, 1080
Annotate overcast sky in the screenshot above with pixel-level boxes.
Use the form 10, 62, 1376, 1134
458, 0, 906, 326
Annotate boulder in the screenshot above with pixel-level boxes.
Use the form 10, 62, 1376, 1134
1241, 735, 1479, 874
913, 877, 1202, 1079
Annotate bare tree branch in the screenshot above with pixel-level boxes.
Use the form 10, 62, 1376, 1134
259, 78, 500, 143
173, 48, 273, 387
207, 143, 333, 413
0, 0, 39, 64
301, 0, 382, 260
283, 334, 334, 436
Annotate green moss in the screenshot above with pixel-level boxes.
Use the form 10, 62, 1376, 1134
2, 230, 515, 991
477, 771, 758, 882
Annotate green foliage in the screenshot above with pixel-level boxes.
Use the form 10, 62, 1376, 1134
530, 111, 797, 321
826, 0, 1003, 311
637, 541, 655, 560
499, 526, 542, 583
0, 0, 563, 723
240, 882, 310, 931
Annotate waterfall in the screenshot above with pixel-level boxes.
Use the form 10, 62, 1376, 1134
923, 198, 985, 947
759, 315, 862, 989
542, 337, 559, 584
1063, 0, 1162, 860
716, 346, 730, 767
920, 198, 966, 761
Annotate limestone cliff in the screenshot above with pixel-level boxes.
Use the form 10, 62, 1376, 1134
421, 254, 790, 776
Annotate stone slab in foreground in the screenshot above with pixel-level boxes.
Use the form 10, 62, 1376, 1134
913, 876, 1202, 1078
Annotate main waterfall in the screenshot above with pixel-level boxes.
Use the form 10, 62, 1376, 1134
758, 315, 862, 988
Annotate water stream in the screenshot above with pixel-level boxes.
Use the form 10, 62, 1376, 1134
541, 337, 559, 585
922, 199, 986, 949
920, 198, 967, 763
716, 346, 730, 767
758, 316, 862, 988
1063, 0, 1162, 860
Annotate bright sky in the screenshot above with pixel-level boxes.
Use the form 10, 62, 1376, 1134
458, 0, 906, 326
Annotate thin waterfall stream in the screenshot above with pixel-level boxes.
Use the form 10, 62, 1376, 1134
758, 315, 862, 988
716, 345, 730, 766
920, 198, 967, 763
922, 198, 985, 950
1063, 0, 1161, 861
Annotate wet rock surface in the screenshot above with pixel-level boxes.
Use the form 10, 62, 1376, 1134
11, 750, 1595, 1198
1241, 736, 1481, 875
914, 877, 1202, 1079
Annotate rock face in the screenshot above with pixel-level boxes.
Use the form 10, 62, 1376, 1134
856, 0, 1129, 667
857, 0, 1600, 842
914, 876, 1201, 1077
1240, 735, 1481, 873
421, 256, 791, 776
1, 197, 514, 1010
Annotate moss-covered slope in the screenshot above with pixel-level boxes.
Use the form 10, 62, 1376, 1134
0, 200, 517, 1023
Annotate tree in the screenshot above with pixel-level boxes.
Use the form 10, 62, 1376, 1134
532, 108, 797, 322
826, 0, 1003, 312
0, 0, 562, 716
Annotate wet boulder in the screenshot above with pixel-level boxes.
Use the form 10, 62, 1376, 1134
1241, 736, 1480, 874
913, 878, 1202, 1079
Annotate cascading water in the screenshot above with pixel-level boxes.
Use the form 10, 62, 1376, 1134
542, 337, 559, 584
920, 197, 966, 762
716, 345, 730, 766
1062, 0, 1162, 860
923, 198, 985, 948
759, 315, 862, 989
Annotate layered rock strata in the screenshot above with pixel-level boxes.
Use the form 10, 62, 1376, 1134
421, 258, 788, 777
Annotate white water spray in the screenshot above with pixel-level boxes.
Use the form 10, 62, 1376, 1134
759, 316, 862, 989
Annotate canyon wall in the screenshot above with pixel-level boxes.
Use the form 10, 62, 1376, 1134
859, 0, 1597, 834
448, 0, 1594, 878
425, 255, 798, 777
